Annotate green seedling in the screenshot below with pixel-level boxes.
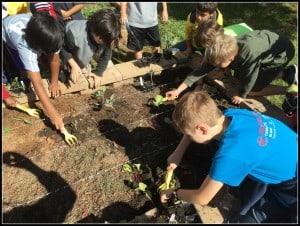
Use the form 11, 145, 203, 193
152, 95, 169, 107
92, 86, 107, 103
122, 163, 153, 201
94, 86, 107, 97
135, 182, 152, 201
3, 127, 10, 134
163, 117, 172, 125
104, 93, 114, 106
12, 116, 32, 124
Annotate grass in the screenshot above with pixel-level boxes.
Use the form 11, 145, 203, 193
82, 3, 298, 108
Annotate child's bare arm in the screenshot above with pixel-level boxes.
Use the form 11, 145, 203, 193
67, 58, 82, 84
27, 70, 64, 130
120, 2, 128, 24
177, 176, 224, 206
161, 2, 168, 23
167, 134, 192, 170
61, 4, 85, 20
48, 53, 61, 98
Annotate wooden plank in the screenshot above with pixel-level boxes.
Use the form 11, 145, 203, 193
115, 57, 177, 80
58, 75, 90, 94
95, 64, 123, 86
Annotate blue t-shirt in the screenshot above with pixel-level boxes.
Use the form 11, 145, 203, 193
209, 109, 297, 186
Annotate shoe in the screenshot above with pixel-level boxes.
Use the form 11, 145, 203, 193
150, 52, 162, 63
283, 64, 298, 85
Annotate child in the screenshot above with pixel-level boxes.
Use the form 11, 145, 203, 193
119, 2, 168, 60
54, 3, 85, 21
194, 20, 253, 49
166, 30, 297, 105
30, 2, 57, 18
54, 3, 85, 30
171, 3, 223, 56
59, 8, 121, 88
2, 12, 65, 130
30, 3, 85, 31
160, 91, 297, 223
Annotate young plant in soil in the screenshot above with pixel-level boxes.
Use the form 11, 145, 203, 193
12, 116, 32, 124
148, 94, 169, 107
91, 86, 107, 103
122, 163, 154, 204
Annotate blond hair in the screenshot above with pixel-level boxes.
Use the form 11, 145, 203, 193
194, 20, 224, 48
204, 33, 239, 66
172, 91, 222, 133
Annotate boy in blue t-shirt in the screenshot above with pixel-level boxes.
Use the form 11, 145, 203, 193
160, 91, 297, 223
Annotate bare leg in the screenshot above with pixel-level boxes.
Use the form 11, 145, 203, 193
248, 84, 288, 97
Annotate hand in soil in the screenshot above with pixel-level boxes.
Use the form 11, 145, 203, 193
158, 170, 175, 192
61, 126, 78, 146
15, 103, 41, 118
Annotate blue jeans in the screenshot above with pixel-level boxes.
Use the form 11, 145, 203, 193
228, 177, 297, 223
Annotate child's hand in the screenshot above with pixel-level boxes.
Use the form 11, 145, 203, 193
15, 103, 41, 118
50, 111, 64, 131
120, 15, 128, 25
49, 81, 61, 98
167, 151, 182, 171
87, 73, 102, 89
183, 48, 192, 56
160, 188, 173, 204
61, 126, 78, 146
161, 11, 168, 23
166, 89, 179, 100
70, 65, 83, 84
231, 95, 244, 105
60, 9, 72, 20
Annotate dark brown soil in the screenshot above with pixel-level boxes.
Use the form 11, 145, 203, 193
2, 66, 239, 223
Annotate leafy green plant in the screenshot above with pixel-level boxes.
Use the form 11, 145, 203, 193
122, 163, 153, 201
92, 86, 107, 105
8, 77, 25, 92
93, 86, 107, 98
151, 95, 169, 107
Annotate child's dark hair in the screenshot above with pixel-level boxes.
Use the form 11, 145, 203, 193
194, 20, 224, 48
23, 12, 64, 54
196, 3, 218, 14
87, 8, 121, 48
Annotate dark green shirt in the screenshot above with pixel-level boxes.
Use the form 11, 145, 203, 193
184, 30, 293, 98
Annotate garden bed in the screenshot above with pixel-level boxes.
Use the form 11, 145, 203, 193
2, 66, 240, 223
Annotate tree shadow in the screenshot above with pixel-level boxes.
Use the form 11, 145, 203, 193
77, 200, 157, 223
2, 152, 77, 223
97, 119, 177, 169
97, 118, 180, 211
